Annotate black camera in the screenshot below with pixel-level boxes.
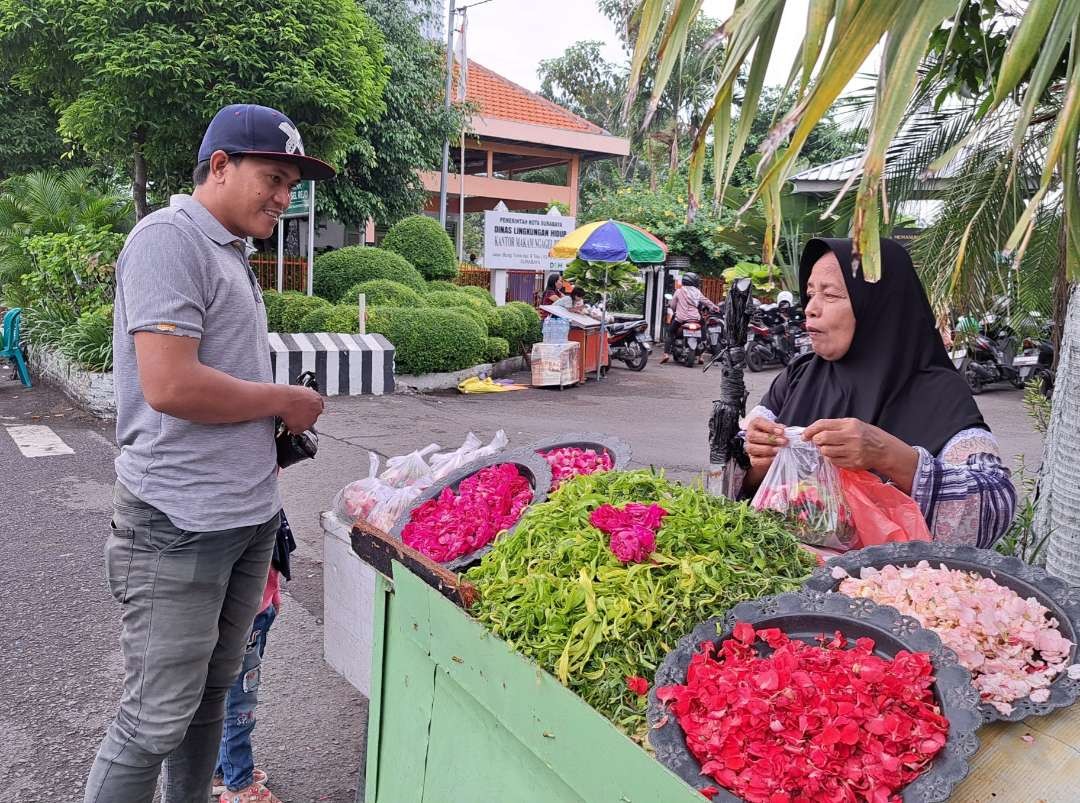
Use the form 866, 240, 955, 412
275, 371, 320, 469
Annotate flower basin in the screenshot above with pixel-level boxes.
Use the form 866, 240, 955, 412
647, 590, 981, 803
391, 450, 552, 572
803, 542, 1080, 723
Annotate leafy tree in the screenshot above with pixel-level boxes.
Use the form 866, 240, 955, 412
319, 0, 462, 227
0, 81, 70, 180
0, 0, 388, 219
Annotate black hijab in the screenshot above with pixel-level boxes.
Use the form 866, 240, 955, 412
761, 238, 986, 456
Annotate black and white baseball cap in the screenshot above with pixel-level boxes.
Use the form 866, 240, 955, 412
198, 104, 336, 180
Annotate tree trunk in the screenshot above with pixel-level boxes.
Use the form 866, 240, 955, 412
1038, 283, 1080, 582
133, 142, 149, 221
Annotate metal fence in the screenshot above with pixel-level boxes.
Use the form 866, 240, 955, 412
251, 254, 308, 293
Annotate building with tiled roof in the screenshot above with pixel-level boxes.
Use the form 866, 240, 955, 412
420, 59, 629, 216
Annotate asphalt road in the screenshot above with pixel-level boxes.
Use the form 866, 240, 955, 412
0, 357, 1043, 802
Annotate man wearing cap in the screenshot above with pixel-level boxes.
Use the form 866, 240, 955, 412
85, 105, 334, 803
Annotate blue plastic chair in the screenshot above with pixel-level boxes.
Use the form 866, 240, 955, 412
1, 307, 32, 387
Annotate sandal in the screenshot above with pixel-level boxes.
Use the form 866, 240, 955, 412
213, 769, 268, 797
218, 782, 280, 803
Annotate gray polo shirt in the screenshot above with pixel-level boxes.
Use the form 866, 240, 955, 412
113, 194, 280, 531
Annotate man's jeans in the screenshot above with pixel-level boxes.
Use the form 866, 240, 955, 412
84, 482, 279, 803
215, 603, 277, 791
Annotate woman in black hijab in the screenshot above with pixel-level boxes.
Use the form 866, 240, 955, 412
743, 238, 1016, 547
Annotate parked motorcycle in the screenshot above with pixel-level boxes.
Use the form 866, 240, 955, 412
745, 305, 799, 372
704, 308, 726, 357
951, 322, 1024, 394
1014, 324, 1055, 397
606, 318, 651, 371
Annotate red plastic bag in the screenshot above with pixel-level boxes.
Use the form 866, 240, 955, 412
838, 469, 931, 546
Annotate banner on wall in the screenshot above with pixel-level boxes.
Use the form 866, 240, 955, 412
483, 209, 576, 271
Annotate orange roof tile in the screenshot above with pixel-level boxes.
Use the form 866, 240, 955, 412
453, 59, 608, 136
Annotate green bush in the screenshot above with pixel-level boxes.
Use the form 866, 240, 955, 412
489, 306, 526, 351
325, 304, 361, 334
262, 289, 285, 328
298, 305, 335, 333
340, 278, 426, 308
456, 285, 496, 305
425, 280, 459, 293
58, 304, 113, 372
381, 215, 457, 280
424, 289, 473, 307
312, 246, 425, 301
506, 301, 542, 349
266, 291, 304, 330
280, 295, 331, 332
367, 306, 486, 375
447, 305, 489, 335
484, 336, 510, 363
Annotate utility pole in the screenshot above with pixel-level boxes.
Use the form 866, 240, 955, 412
438, 0, 457, 229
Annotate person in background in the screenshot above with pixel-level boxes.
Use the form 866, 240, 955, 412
539, 273, 572, 318
661, 272, 719, 364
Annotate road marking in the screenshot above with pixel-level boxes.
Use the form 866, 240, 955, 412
5, 425, 75, 457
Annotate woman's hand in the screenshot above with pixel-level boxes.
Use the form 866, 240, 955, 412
745, 417, 787, 469
743, 417, 788, 493
802, 418, 918, 493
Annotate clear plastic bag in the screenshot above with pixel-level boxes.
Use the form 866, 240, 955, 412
751, 426, 856, 552
472, 430, 508, 460
368, 484, 425, 532
379, 443, 441, 489
333, 453, 393, 523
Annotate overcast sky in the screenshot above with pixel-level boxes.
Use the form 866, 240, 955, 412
438, 0, 877, 105
444, 0, 818, 92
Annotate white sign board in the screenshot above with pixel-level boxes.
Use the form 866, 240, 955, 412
483, 210, 576, 271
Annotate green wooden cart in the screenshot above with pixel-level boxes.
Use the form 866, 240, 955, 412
352, 523, 1080, 802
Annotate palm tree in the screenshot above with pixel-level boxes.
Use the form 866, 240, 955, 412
0, 167, 133, 304
631, 0, 1080, 579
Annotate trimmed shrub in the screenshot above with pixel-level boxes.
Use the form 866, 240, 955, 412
312, 246, 425, 301
484, 336, 510, 363
298, 305, 334, 333
381, 215, 457, 280
325, 304, 361, 334
489, 306, 526, 351
506, 301, 542, 349
367, 306, 486, 375
340, 279, 426, 308
425, 280, 459, 293
424, 289, 473, 307
426, 290, 499, 332
456, 285, 496, 305
447, 305, 489, 335
280, 294, 331, 333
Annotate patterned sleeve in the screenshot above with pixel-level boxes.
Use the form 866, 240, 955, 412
909, 428, 1017, 549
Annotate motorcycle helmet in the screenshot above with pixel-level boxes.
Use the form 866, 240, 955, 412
776, 290, 794, 308
682, 272, 700, 288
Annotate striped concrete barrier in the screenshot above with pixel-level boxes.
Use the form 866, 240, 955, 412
268, 332, 395, 396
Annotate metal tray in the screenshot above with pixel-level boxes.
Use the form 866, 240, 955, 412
528, 432, 633, 478
804, 541, 1080, 723
391, 449, 552, 572
647, 590, 981, 803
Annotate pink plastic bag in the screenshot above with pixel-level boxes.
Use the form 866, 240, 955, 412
838, 469, 932, 546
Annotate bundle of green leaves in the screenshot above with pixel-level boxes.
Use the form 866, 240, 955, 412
466, 470, 815, 744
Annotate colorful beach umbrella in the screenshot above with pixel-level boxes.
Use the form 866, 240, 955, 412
549, 220, 667, 263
